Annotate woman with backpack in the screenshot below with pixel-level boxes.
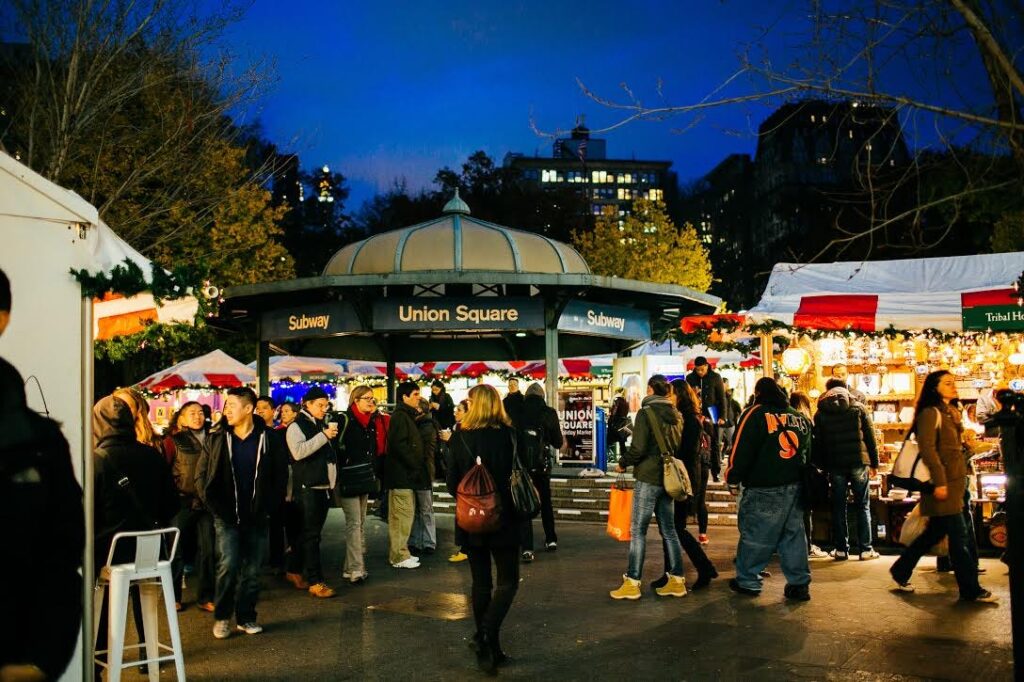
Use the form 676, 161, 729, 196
889, 371, 997, 603
163, 401, 217, 611
337, 385, 386, 585
446, 384, 520, 674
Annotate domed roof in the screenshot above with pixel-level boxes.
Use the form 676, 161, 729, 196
324, 196, 590, 276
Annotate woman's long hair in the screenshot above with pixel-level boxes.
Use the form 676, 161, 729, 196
348, 384, 374, 407
670, 378, 701, 417
460, 384, 511, 430
915, 370, 950, 420
789, 392, 812, 418
112, 387, 163, 450
168, 401, 202, 435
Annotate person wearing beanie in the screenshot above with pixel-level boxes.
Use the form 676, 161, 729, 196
285, 386, 340, 598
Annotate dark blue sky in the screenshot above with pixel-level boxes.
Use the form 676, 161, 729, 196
215, 0, 987, 211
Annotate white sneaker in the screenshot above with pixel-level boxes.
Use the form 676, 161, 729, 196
808, 545, 829, 559
893, 581, 915, 593
236, 622, 263, 635
829, 550, 849, 561
859, 550, 880, 561
213, 619, 231, 639
392, 557, 421, 569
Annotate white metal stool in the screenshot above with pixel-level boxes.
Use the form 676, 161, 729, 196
94, 528, 186, 681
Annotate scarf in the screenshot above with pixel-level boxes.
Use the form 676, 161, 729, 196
350, 407, 387, 455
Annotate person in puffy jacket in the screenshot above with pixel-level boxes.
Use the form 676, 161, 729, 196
812, 379, 879, 561
610, 375, 687, 600
726, 377, 812, 601
163, 401, 216, 610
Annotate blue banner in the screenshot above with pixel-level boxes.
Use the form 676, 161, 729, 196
557, 300, 651, 340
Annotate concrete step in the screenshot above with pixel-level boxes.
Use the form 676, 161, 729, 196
429, 480, 738, 526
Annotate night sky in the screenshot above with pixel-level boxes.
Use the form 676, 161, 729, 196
215, 1, 988, 212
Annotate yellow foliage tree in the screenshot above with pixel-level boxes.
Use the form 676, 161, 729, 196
572, 199, 712, 292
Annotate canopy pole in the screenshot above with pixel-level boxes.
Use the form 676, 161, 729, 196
81, 295, 95, 682
760, 333, 774, 379
256, 332, 270, 397
544, 323, 558, 409
386, 356, 396, 406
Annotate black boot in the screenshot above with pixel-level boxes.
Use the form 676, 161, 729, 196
692, 566, 720, 590
477, 632, 498, 675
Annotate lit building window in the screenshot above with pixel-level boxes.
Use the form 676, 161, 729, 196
647, 188, 663, 201
810, 114, 816, 122
542, 170, 553, 183
848, 129, 854, 139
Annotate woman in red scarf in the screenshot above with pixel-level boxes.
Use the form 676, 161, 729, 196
337, 385, 388, 583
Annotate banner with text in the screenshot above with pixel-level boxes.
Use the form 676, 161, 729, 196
261, 302, 362, 340
558, 300, 651, 340
373, 298, 543, 331
556, 390, 596, 465
961, 289, 1024, 331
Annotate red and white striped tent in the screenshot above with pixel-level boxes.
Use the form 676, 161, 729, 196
137, 349, 256, 394
747, 253, 1024, 332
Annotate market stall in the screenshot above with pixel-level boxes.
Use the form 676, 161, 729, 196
683, 252, 1024, 550
136, 349, 256, 429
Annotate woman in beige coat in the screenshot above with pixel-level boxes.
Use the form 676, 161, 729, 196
889, 370, 996, 602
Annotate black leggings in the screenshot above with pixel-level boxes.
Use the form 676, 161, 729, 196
661, 499, 716, 576
695, 464, 710, 535
466, 545, 520, 641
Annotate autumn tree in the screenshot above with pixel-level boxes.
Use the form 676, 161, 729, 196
573, 199, 712, 291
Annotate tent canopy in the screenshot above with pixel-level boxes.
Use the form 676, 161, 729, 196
748, 253, 1024, 333
137, 349, 255, 393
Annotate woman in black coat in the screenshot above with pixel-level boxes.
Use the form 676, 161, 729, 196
653, 380, 718, 590
445, 384, 519, 674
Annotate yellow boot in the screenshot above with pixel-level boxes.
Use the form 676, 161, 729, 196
609, 575, 642, 600
655, 573, 687, 598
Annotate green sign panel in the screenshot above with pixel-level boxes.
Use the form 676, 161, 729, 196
962, 305, 1024, 331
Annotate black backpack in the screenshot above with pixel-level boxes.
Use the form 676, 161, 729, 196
518, 424, 549, 474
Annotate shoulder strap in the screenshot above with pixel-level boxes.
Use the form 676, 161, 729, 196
102, 452, 159, 529
643, 408, 671, 456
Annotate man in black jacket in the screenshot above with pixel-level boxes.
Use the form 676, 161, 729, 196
812, 379, 879, 561
196, 387, 287, 639
518, 382, 564, 561
502, 377, 525, 428
385, 382, 426, 569
286, 387, 339, 598
686, 357, 727, 474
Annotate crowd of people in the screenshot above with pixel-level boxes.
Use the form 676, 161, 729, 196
0, 242, 1007, 680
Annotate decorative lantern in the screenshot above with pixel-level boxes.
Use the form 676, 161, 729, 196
781, 346, 812, 376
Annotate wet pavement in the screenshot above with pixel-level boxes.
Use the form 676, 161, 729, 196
166, 511, 1013, 681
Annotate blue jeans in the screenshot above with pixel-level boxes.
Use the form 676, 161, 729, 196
735, 483, 810, 591
626, 480, 683, 580
214, 518, 268, 623
830, 467, 872, 553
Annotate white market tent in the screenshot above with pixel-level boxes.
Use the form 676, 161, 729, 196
0, 150, 197, 681
747, 252, 1024, 333
137, 349, 256, 393
248, 354, 348, 382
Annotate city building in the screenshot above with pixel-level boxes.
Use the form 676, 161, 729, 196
683, 99, 912, 308
504, 118, 677, 225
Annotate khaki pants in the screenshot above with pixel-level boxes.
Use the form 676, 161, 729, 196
339, 494, 368, 577
388, 489, 416, 564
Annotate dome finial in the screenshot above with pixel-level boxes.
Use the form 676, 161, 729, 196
443, 188, 471, 215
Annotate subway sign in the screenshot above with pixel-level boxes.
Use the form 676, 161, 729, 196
373, 298, 544, 331
557, 300, 651, 340
261, 302, 362, 340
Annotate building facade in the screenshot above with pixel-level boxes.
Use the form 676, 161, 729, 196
683, 100, 911, 308
504, 121, 676, 226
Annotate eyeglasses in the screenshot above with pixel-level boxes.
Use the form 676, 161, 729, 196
357, 397, 377, 403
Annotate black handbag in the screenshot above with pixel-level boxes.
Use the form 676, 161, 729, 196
337, 460, 379, 498
509, 433, 541, 519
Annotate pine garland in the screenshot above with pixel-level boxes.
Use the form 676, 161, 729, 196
71, 258, 207, 304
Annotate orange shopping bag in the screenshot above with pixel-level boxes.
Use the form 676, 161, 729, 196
606, 479, 633, 542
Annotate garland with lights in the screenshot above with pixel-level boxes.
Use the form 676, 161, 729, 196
71, 257, 211, 310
